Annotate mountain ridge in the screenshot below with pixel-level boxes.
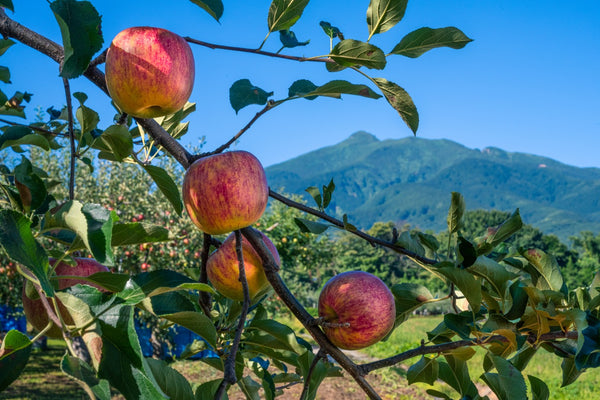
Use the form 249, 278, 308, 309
265, 132, 600, 241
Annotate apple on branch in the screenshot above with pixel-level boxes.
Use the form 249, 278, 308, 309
105, 26, 195, 118
22, 258, 109, 339
207, 230, 280, 301
182, 151, 269, 235
318, 271, 396, 350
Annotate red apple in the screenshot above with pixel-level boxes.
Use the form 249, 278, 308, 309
22, 258, 109, 339
207, 231, 280, 301
318, 271, 396, 350
105, 26, 195, 118
182, 151, 269, 235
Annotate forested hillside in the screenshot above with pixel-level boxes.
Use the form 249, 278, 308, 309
266, 131, 600, 240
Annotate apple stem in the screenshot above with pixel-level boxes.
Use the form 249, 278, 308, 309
317, 318, 351, 329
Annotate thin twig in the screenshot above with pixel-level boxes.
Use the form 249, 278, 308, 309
63, 78, 75, 200
268, 189, 438, 265
184, 37, 331, 64
199, 232, 213, 317
300, 349, 325, 400
358, 330, 579, 374
89, 48, 107, 67
193, 102, 277, 161
216, 230, 252, 400
0, 118, 67, 137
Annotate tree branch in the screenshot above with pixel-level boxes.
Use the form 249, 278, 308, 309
268, 189, 438, 265
184, 37, 331, 64
63, 78, 76, 200
241, 227, 382, 400
198, 232, 212, 317
359, 330, 579, 374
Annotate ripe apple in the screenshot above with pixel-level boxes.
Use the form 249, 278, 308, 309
182, 151, 269, 235
105, 26, 195, 118
22, 258, 109, 339
318, 271, 396, 350
207, 231, 280, 301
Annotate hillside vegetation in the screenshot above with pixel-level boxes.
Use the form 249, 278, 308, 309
266, 131, 600, 240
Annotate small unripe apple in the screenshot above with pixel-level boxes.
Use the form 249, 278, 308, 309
22, 258, 109, 339
318, 271, 396, 350
182, 151, 268, 235
105, 26, 195, 118
207, 231, 280, 301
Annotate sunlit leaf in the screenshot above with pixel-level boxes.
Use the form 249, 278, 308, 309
372, 77, 418, 133
390, 27, 473, 58
0, 330, 32, 391
329, 40, 386, 70
367, 0, 408, 38
50, 0, 103, 78
141, 164, 183, 216
267, 0, 309, 32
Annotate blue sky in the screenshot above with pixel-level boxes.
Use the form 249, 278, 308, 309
3, 1, 599, 168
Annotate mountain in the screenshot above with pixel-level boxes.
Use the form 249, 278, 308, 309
266, 131, 600, 241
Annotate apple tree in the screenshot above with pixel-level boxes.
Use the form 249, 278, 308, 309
0, 1, 599, 400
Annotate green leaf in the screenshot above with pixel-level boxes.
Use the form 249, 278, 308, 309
296, 352, 331, 400
438, 356, 478, 398
141, 164, 183, 216
111, 222, 170, 247
0, 1, 14, 12
195, 379, 228, 400
14, 155, 48, 212
481, 355, 527, 400
457, 236, 477, 268
322, 179, 335, 209
477, 209, 523, 255
0, 330, 32, 392
188, 0, 223, 22
390, 27, 473, 58
267, 0, 310, 32
100, 124, 133, 162
522, 248, 566, 295
0, 65, 10, 83
60, 355, 111, 400
425, 390, 451, 400
407, 356, 438, 385
98, 304, 165, 399
303, 80, 382, 100
84, 272, 130, 293
391, 282, 433, 325
50, 0, 103, 79
48, 201, 116, 266
146, 358, 194, 400
0, 210, 52, 295
305, 185, 322, 208
434, 263, 481, 312
371, 77, 418, 134
469, 256, 516, 298
447, 191, 465, 234
288, 79, 319, 99
294, 217, 330, 234
279, 29, 310, 48
75, 104, 99, 135
229, 79, 273, 114
319, 21, 342, 39
444, 312, 474, 340
0, 38, 16, 56
160, 311, 218, 349
329, 40, 386, 70
396, 231, 425, 257
0, 126, 50, 151
238, 376, 261, 400
367, 0, 408, 39
248, 319, 307, 355
528, 375, 549, 400
561, 357, 581, 387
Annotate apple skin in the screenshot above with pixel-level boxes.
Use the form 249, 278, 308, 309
318, 271, 396, 350
182, 151, 269, 235
105, 26, 195, 118
22, 258, 109, 339
207, 231, 280, 301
